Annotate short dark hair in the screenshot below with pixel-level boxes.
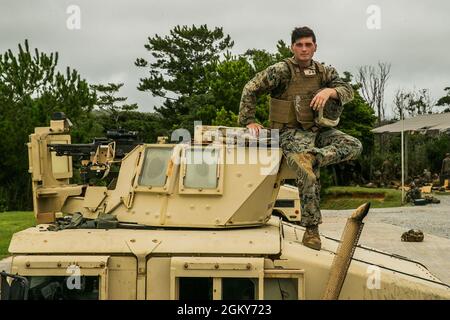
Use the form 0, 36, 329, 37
291, 27, 316, 44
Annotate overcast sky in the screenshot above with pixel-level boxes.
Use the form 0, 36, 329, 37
1, 0, 449, 118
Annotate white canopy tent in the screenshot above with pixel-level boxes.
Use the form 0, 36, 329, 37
371, 112, 450, 203
372, 113, 450, 134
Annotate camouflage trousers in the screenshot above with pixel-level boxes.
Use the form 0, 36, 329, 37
280, 127, 363, 227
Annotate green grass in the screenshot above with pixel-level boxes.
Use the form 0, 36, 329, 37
321, 186, 404, 210
0, 211, 35, 260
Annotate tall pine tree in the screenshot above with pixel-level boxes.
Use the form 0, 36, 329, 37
135, 25, 234, 129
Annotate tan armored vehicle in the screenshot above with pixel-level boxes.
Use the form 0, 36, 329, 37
1, 113, 450, 300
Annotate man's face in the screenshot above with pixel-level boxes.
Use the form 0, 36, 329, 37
291, 37, 317, 63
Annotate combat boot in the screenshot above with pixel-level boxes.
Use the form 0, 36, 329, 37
302, 225, 322, 250
291, 153, 317, 184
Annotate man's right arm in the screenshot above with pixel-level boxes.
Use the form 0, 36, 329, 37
238, 62, 290, 126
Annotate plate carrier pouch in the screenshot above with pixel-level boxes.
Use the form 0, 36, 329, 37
269, 58, 343, 129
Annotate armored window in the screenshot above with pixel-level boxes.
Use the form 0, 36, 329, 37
26, 276, 99, 300
170, 257, 264, 300
263, 269, 305, 300
263, 278, 298, 300
184, 148, 218, 188
222, 278, 256, 300
11, 256, 110, 300
178, 277, 213, 300
173, 276, 258, 300
138, 147, 174, 187
274, 199, 295, 208
167, 258, 305, 300
179, 146, 224, 195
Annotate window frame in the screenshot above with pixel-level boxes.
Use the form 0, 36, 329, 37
11, 255, 109, 300
170, 257, 264, 300
134, 144, 180, 194
263, 269, 305, 300
178, 144, 225, 195
169, 257, 306, 300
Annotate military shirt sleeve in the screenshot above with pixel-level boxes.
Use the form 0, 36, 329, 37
238, 62, 290, 126
323, 66, 354, 106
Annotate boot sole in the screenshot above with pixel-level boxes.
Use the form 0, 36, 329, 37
302, 241, 322, 251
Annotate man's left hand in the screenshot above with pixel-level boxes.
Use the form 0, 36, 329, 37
310, 88, 337, 111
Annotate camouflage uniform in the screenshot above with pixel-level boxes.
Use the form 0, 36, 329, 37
280, 127, 362, 226
239, 58, 362, 227
239, 58, 354, 126
381, 159, 393, 185
441, 154, 450, 186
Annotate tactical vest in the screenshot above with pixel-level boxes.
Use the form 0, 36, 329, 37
269, 58, 325, 130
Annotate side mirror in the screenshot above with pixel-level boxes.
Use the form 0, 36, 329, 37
0, 271, 29, 300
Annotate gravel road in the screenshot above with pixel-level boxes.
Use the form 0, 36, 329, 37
322, 195, 450, 239
321, 194, 450, 284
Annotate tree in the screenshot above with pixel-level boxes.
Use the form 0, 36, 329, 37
393, 89, 409, 119
91, 82, 138, 129
95, 109, 167, 143
338, 73, 377, 153
407, 89, 435, 116
436, 87, 450, 113
135, 25, 234, 129
209, 42, 291, 127
136, 25, 293, 131
244, 40, 291, 73
357, 62, 391, 124
393, 88, 435, 118
212, 107, 239, 127
331, 72, 377, 184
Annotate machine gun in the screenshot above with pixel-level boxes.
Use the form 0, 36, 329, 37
49, 129, 141, 159
49, 129, 141, 183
